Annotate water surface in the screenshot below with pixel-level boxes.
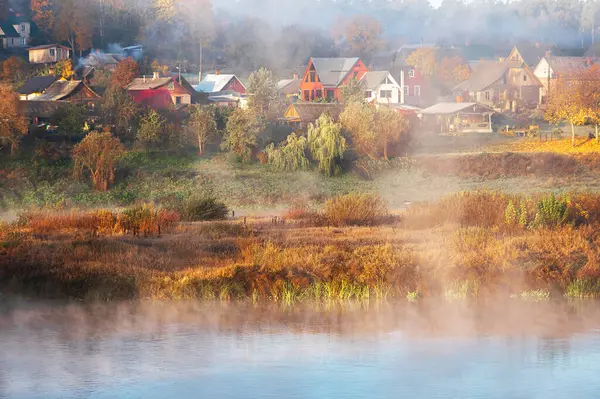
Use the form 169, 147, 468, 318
1, 300, 600, 398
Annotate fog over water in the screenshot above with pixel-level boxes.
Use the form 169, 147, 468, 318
2, 300, 600, 398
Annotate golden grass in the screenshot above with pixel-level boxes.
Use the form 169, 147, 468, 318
490, 138, 600, 154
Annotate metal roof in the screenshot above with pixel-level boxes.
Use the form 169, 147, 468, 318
127, 77, 173, 90
311, 57, 360, 87
0, 22, 19, 38
421, 102, 493, 115
31, 80, 85, 101
195, 74, 243, 93
16, 76, 58, 95
359, 71, 397, 90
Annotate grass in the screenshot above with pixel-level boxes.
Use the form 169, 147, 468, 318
489, 137, 600, 154
3, 191, 600, 302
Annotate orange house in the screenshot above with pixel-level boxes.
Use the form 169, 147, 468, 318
300, 57, 368, 102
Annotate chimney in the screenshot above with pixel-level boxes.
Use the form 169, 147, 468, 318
293, 72, 299, 80
215, 69, 220, 75
153, 71, 160, 80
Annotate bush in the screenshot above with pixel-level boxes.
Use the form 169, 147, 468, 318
533, 193, 570, 227
323, 193, 388, 226
181, 197, 229, 222
118, 203, 179, 236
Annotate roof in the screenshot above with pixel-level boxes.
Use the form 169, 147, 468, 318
510, 45, 550, 67
284, 102, 344, 123
16, 76, 58, 95
195, 74, 241, 93
18, 100, 63, 118
0, 22, 20, 38
84, 52, 121, 67
455, 61, 522, 92
27, 44, 70, 51
311, 57, 360, 87
31, 80, 88, 101
421, 102, 494, 115
546, 56, 594, 75
207, 94, 243, 103
127, 77, 173, 90
360, 71, 393, 90
277, 78, 302, 95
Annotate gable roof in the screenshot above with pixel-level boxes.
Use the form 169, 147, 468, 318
195, 74, 243, 93
16, 76, 58, 95
0, 22, 20, 38
546, 56, 594, 75
127, 77, 173, 91
360, 71, 397, 90
310, 57, 361, 87
509, 45, 550, 67
277, 78, 302, 95
455, 61, 523, 92
421, 102, 494, 115
31, 80, 97, 101
84, 52, 122, 67
27, 44, 70, 51
284, 102, 344, 123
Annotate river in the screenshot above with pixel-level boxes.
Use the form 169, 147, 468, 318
1, 300, 600, 398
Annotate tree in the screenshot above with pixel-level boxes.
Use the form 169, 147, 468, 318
405, 47, 437, 78
247, 67, 278, 117
185, 105, 217, 155
0, 85, 28, 156
343, 15, 384, 61
31, 0, 55, 34
221, 108, 262, 163
265, 133, 310, 171
137, 109, 167, 149
577, 63, 600, 143
176, 0, 215, 80
55, 59, 73, 79
73, 131, 125, 191
111, 58, 139, 89
340, 102, 376, 158
308, 113, 347, 177
545, 73, 588, 146
2, 57, 26, 83
436, 56, 471, 88
100, 86, 140, 142
51, 103, 86, 136
54, 0, 93, 58
373, 108, 410, 160
341, 78, 365, 104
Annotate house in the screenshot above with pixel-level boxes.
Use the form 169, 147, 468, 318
421, 102, 495, 134
533, 56, 596, 99
277, 73, 302, 101
195, 72, 246, 95
454, 60, 542, 110
299, 57, 369, 102
506, 45, 553, 68
18, 100, 63, 126
128, 73, 194, 109
27, 44, 71, 64
16, 76, 59, 100
81, 51, 122, 71
361, 71, 403, 104
390, 65, 431, 107
28, 79, 100, 105
279, 102, 344, 129
0, 22, 21, 48
8, 14, 32, 46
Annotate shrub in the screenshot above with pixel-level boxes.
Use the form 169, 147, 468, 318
533, 193, 570, 227
323, 193, 388, 226
181, 197, 229, 222
118, 204, 179, 236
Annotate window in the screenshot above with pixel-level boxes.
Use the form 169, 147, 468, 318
303, 90, 310, 101
404, 86, 409, 96
365, 90, 372, 98
523, 74, 527, 82
408, 69, 415, 78
309, 71, 316, 83
49, 48, 55, 57
353, 71, 359, 79
175, 96, 182, 105
326, 90, 334, 100
20, 24, 25, 32
484, 91, 491, 101
380, 90, 392, 98
414, 86, 421, 97
315, 90, 322, 98
21, 38, 25, 45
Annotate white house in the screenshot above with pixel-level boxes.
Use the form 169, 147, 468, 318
360, 71, 403, 104
27, 44, 71, 64
533, 56, 594, 99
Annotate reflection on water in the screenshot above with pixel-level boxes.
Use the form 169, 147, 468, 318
2, 300, 600, 398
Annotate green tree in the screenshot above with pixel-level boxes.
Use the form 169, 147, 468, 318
341, 78, 365, 104
100, 86, 140, 142
340, 102, 376, 158
308, 113, 347, 176
265, 132, 310, 171
221, 108, 262, 163
51, 103, 86, 136
185, 104, 217, 155
373, 107, 409, 160
138, 109, 167, 149
247, 67, 278, 117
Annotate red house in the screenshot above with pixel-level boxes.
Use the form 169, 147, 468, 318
396, 65, 431, 107
300, 57, 369, 102
127, 73, 194, 109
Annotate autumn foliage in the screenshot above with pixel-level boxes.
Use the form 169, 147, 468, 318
72, 131, 125, 191
0, 85, 28, 155
112, 57, 139, 89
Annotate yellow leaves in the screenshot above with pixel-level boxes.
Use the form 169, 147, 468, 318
406, 48, 437, 77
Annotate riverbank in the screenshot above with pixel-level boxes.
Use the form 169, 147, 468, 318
2, 191, 600, 302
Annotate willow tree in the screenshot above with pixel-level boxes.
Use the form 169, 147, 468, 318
265, 132, 310, 172
374, 108, 410, 160
73, 131, 125, 191
308, 113, 347, 177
